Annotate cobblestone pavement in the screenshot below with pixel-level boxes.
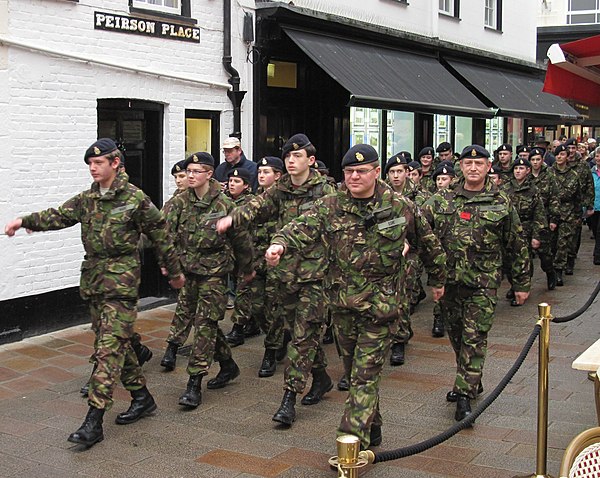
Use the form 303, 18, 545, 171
0, 235, 598, 477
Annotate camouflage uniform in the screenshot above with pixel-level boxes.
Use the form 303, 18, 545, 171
271, 180, 446, 449
230, 170, 335, 392
165, 179, 253, 376
20, 171, 181, 411
491, 159, 514, 185
501, 176, 547, 276
548, 163, 586, 271
531, 165, 561, 274
422, 178, 530, 399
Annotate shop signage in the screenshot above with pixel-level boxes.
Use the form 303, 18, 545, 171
94, 11, 200, 43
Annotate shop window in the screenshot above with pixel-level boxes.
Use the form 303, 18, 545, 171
434, 114, 452, 147
454, 117, 472, 154
485, 117, 504, 153
267, 61, 297, 89
387, 111, 414, 158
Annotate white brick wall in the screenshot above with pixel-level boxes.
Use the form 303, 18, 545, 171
1, 0, 254, 301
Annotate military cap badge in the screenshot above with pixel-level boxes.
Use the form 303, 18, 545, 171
233, 169, 239, 176
356, 152, 364, 161
93, 146, 101, 155
396, 157, 401, 164
175, 165, 181, 171
192, 155, 199, 162
261, 158, 268, 165
293, 143, 299, 150
471, 149, 477, 157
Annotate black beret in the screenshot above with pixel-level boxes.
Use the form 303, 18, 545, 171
459, 145, 491, 160
564, 138, 577, 146
513, 157, 531, 169
438, 160, 454, 169
436, 142, 452, 153
516, 145, 531, 155
227, 167, 252, 183
315, 160, 329, 172
497, 143, 513, 153
282, 133, 313, 159
84, 138, 118, 164
406, 161, 422, 172
258, 156, 284, 171
489, 165, 499, 175
400, 151, 412, 162
341, 144, 379, 168
170, 159, 187, 176
432, 164, 455, 180
528, 147, 545, 159
384, 153, 408, 174
418, 147, 435, 158
184, 152, 215, 168
554, 144, 568, 155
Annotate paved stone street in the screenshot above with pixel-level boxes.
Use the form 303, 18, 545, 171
0, 236, 598, 477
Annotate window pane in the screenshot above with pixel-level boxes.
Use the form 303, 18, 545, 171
568, 13, 597, 23
570, 0, 597, 11
439, 0, 450, 13
434, 114, 451, 146
485, 117, 504, 153
266, 61, 297, 89
454, 117, 472, 154
185, 118, 212, 157
387, 111, 414, 158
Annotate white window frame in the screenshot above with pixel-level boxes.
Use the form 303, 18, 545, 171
567, 0, 600, 24
132, 0, 181, 16
439, 0, 453, 15
484, 0, 497, 28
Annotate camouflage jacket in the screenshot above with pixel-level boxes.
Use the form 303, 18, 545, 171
161, 187, 187, 217
20, 172, 181, 300
568, 158, 595, 210
501, 177, 548, 241
385, 178, 430, 207
166, 178, 253, 277
252, 185, 278, 274
548, 164, 586, 220
422, 178, 530, 292
420, 170, 437, 194
491, 159, 514, 185
531, 165, 561, 224
231, 170, 336, 283
271, 180, 447, 322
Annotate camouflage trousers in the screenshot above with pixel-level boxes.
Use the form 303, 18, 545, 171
551, 217, 579, 270
439, 284, 498, 399
391, 255, 413, 345
281, 281, 328, 393
173, 274, 232, 376
88, 297, 146, 411
568, 220, 583, 262
534, 229, 555, 273
165, 286, 194, 347
334, 309, 396, 450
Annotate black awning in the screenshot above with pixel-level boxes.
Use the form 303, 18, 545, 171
283, 28, 496, 118
447, 60, 581, 121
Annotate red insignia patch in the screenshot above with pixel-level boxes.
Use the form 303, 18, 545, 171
460, 211, 471, 220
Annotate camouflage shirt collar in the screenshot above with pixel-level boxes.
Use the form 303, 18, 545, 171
339, 179, 389, 215
453, 178, 498, 200
90, 171, 129, 198
277, 169, 324, 194
188, 178, 222, 207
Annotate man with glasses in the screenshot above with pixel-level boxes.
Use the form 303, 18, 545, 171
216, 134, 336, 427
163, 152, 254, 409
214, 137, 258, 192
264, 144, 446, 449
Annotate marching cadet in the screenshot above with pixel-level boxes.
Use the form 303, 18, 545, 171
529, 148, 560, 290
436, 142, 454, 163
418, 146, 438, 193
422, 145, 530, 423
433, 163, 456, 191
4, 138, 185, 448
501, 157, 547, 305
516, 145, 531, 160
164, 152, 254, 409
406, 161, 424, 188
265, 144, 446, 449
492, 143, 514, 185
216, 134, 336, 425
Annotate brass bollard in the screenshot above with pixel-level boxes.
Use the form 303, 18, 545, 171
329, 435, 374, 478
515, 303, 555, 478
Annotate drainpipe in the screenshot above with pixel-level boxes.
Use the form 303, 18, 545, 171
223, 0, 246, 139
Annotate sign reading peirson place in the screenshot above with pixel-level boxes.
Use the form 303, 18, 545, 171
94, 11, 200, 43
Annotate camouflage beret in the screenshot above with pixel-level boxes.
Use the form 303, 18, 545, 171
432, 164, 455, 180
184, 152, 215, 168
170, 159, 187, 176
513, 157, 531, 169
258, 156, 284, 172
459, 145, 491, 160
553, 144, 568, 155
436, 142, 452, 153
341, 144, 379, 168
227, 167, 252, 183
282, 133, 313, 159
84, 138, 118, 164
418, 146, 435, 158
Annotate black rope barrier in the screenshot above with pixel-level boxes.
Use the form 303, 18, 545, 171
553, 280, 600, 323
373, 324, 542, 463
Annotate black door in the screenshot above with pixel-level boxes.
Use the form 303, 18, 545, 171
97, 99, 167, 298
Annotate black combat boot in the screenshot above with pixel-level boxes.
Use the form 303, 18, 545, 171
225, 323, 245, 347
454, 394, 473, 424
272, 390, 297, 426
431, 315, 445, 338
337, 374, 350, 391
206, 358, 240, 389
301, 368, 333, 405
389, 343, 405, 366
446, 383, 483, 402
179, 374, 202, 408
160, 342, 179, 371
258, 349, 277, 378
115, 386, 157, 424
565, 257, 575, 275
243, 321, 261, 338
276, 330, 291, 362
510, 297, 521, 307
546, 269, 556, 290
79, 363, 97, 397
369, 424, 382, 447
555, 269, 564, 286
505, 288, 515, 300
132, 341, 153, 366
67, 406, 105, 447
